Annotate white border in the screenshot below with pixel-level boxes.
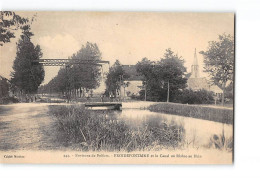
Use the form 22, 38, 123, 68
1, 0, 260, 179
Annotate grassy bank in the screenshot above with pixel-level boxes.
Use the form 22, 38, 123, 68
148, 103, 233, 124
48, 105, 185, 151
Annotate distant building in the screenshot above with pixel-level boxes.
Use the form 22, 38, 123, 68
120, 65, 143, 97
187, 49, 222, 95
92, 64, 143, 97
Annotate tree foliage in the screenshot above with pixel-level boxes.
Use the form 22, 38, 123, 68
200, 34, 234, 105
136, 49, 187, 102
175, 89, 214, 104
0, 77, 9, 98
69, 42, 102, 90
105, 60, 129, 96
40, 42, 102, 97
0, 11, 35, 46
10, 27, 45, 94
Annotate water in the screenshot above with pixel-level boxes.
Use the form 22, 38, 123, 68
0, 103, 233, 151
108, 109, 233, 147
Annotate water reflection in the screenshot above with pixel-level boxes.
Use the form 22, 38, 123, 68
106, 109, 233, 147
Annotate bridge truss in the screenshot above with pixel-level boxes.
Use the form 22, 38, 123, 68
32, 59, 110, 102
32, 59, 110, 66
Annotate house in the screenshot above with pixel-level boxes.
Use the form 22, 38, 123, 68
120, 65, 143, 97
92, 64, 143, 97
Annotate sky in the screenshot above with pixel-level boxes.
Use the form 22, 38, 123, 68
0, 12, 234, 84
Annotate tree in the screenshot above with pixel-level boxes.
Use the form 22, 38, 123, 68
136, 49, 187, 102
225, 81, 234, 102
69, 42, 102, 91
41, 42, 102, 100
0, 11, 34, 46
200, 34, 234, 106
10, 27, 44, 94
158, 49, 187, 102
136, 57, 164, 101
105, 60, 129, 97
0, 76, 9, 98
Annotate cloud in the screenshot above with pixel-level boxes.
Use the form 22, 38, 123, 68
38, 34, 81, 59
38, 34, 81, 84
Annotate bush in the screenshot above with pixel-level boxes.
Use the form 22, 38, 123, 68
207, 133, 233, 152
174, 89, 214, 104
0, 96, 19, 104
138, 87, 215, 104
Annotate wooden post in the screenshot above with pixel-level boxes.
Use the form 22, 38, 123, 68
123, 85, 125, 101
167, 80, 170, 103
144, 81, 147, 101
222, 82, 226, 106
177, 128, 180, 141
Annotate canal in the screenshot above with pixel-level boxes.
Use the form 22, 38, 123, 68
106, 109, 233, 147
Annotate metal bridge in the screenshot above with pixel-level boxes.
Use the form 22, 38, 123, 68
32, 59, 110, 66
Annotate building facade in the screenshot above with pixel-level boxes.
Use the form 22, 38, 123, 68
120, 65, 143, 98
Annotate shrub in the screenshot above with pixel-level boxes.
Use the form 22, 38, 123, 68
138, 87, 215, 104
0, 96, 19, 104
207, 133, 233, 152
174, 89, 214, 104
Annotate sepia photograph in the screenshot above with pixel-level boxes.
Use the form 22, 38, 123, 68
0, 11, 234, 164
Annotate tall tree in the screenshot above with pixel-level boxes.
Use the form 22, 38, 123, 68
158, 48, 187, 101
10, 27, 44, 94
0, 76, 9, 98
42, 42, 102, 99
69, 42, 102, 91
105, 60, 129, 97
200, 34, 234, 106
136, 49, 187, 102
0, 11, 35, 46
136, 58, 162, 101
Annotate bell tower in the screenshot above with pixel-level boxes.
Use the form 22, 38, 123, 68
191, 48, 199, 78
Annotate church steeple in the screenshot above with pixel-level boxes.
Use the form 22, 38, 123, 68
191, 48, 199, 78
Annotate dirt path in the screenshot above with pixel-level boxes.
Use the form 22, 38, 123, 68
0, 103, 65, 151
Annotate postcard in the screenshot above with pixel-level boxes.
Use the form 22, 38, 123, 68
0, 11, 234, 164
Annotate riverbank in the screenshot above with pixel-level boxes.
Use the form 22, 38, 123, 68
147, 103, 233, 124
0, 103, 233, 163
2, 99, 233, 125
